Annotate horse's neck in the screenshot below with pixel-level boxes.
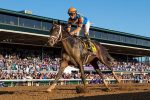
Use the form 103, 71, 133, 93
61, 30, 73, 43
61, 31, 78, 53
61, 30, 70, 39
62, 35, 74, 49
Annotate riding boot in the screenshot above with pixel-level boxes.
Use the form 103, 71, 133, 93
85, 34, 93, 52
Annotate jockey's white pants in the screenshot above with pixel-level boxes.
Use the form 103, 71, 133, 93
76, 21, 90, 36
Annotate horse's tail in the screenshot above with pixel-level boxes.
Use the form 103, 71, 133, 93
99, 44, 114, 62
104, 48, 115, 62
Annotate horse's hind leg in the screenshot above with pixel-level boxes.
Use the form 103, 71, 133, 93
106, 64, 121, 83
96, 44, 121, 83
90, 59, 111, 90
98, 55, 121, 83
47, 60, 68, 92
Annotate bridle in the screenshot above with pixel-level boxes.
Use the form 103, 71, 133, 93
49, 25, 62, 44
49, 25, 70, 44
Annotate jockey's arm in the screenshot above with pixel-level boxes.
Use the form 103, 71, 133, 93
67, 19, 72, 33
72, 17, 83, 35
72, 27, 81, 35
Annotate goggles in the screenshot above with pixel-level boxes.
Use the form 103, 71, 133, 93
68, 12, 76, 16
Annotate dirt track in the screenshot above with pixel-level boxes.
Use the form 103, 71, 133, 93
0, 83, 150, 100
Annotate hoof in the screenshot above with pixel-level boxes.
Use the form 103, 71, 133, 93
117, 79, 121, 83
102, 88, 111, 92
47, 83, 57, 92
106, 88, 111, 92
117, 81, 123, 85
46, 89, 52, 92
76, 86, 89, 93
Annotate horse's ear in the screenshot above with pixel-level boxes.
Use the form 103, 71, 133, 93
52, 21, 54, 24
52, 21, 57, 25
61, 22, 66, 26
57, 20, 61, 25
52, 20, 61, 25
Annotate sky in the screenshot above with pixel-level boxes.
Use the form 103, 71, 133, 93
0, 0, 150, 37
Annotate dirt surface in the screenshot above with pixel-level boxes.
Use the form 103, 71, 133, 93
0, 83, 150, 100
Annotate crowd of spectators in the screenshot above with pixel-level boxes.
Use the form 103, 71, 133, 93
87, 61, 150, 72
0, 47, 150, 85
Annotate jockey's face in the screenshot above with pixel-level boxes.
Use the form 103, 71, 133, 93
69, 13, 76, 19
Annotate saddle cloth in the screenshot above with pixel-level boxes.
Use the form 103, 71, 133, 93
82, 40, 97, 54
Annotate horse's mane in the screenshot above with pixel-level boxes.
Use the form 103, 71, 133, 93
61, 25, 82, 40
62, 25, 71, 35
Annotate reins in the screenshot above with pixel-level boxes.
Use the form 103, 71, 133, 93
49, 25, 72, 43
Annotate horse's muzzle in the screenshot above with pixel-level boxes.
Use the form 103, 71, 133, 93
48, 39, 55, 47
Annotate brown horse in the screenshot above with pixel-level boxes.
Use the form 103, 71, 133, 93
47, 22, 120, 92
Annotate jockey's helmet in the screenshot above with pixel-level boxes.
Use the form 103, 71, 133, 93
68, 7, 77, 14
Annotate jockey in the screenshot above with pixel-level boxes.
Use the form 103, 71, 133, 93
66, 7, 92, 52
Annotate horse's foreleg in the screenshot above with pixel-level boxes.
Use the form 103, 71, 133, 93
78, 63, 87, 86
47, 60, 68, 92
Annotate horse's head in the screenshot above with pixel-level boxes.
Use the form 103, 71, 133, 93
48, 22, 62, 47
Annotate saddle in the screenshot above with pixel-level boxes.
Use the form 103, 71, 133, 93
81, 40, 97, 54
74, 36, 97, 54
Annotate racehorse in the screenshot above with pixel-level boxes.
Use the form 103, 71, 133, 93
47, 22, 120, 92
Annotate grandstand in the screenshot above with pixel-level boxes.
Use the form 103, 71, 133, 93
0, 8, 149, 61
0, 8, 150, 86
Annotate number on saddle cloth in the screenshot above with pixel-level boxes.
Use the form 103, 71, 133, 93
90, 42, 97, 53
80, 39, 97, 53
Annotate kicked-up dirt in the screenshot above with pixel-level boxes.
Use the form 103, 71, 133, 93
0, 83, 150, 100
